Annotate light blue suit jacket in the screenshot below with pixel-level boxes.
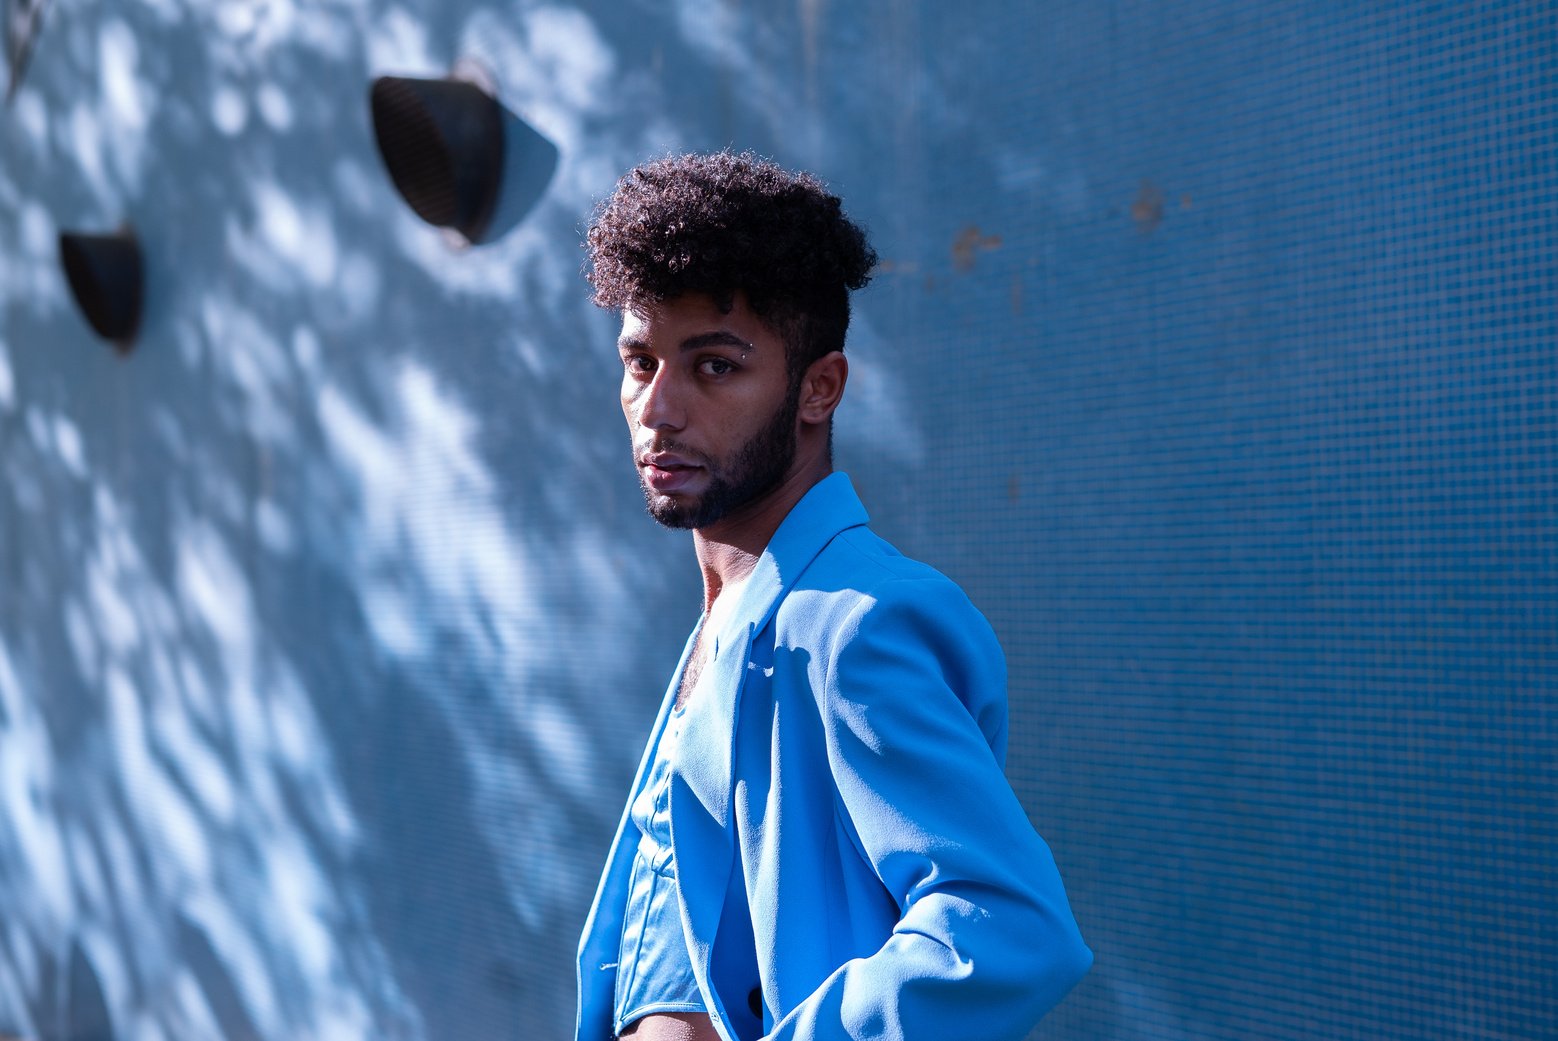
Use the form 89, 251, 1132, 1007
576, 474, 1091, 1041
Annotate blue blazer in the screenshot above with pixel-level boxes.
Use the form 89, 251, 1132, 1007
576, 474, 1091, 1041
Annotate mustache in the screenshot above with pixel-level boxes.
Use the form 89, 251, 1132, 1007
636, 439, 711, 465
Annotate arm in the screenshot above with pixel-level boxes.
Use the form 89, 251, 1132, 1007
767, 579, 1091, 1041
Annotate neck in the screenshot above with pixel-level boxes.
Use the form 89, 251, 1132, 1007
692, 456, 832, 612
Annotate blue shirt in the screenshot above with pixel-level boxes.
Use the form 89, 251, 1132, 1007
612, 703, 705, 1034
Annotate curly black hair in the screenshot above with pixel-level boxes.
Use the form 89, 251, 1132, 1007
585, 151, 877, 374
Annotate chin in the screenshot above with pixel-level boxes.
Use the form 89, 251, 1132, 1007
644, 490, 702, 530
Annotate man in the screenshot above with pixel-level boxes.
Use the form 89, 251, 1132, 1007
575, 152, 1091, 1041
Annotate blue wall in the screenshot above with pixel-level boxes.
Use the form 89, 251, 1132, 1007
1, 2, 1552, 1039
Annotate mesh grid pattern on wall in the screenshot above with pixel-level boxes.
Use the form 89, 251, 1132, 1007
874, 3, 1558, 1039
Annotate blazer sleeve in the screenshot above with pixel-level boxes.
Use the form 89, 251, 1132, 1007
765, 577, 1091, 1041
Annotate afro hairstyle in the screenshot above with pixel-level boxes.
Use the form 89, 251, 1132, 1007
585, 151, 877, 374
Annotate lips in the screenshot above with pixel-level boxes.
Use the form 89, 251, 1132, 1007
639, 453, 704, 494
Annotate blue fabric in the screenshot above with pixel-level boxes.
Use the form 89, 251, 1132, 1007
577, 473, 1091, 1041
614, 705, 706, 1034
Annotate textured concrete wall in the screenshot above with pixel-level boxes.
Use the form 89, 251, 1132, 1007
1, 2, 1553, 1039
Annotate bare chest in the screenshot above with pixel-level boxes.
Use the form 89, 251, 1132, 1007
675, 629, 708, 709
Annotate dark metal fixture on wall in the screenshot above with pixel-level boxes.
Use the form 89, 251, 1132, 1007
59, 227, 143, 353
370, 68, 557, 246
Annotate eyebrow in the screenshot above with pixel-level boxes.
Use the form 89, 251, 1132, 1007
617, 331, 754, 353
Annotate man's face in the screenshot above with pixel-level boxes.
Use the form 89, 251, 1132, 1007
618, 292, 800, 530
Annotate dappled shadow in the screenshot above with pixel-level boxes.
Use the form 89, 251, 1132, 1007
0, 1, 945, 1037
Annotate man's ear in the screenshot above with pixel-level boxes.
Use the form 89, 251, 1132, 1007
798, 351, 848, 425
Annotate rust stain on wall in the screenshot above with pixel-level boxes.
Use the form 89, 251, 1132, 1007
951, 225, 1002, 271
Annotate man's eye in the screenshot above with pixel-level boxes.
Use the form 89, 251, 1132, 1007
625, 355, 655, 374
700, 357, 735, 376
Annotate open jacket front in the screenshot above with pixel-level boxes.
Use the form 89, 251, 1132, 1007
576, 474, 1091, 1041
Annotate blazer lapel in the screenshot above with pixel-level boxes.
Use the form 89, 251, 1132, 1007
668, 474, 871, 1029
671, 472, 870, 829
669, 622, 754, 1040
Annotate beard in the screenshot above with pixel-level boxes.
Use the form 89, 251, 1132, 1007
638, 387, 800, 530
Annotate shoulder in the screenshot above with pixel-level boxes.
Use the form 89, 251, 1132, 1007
779, 525, 991, 629
773, 526, 1005, 689
771, 525, 1010, 758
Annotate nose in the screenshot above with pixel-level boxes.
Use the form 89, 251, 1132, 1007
630, 368, 685, 432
